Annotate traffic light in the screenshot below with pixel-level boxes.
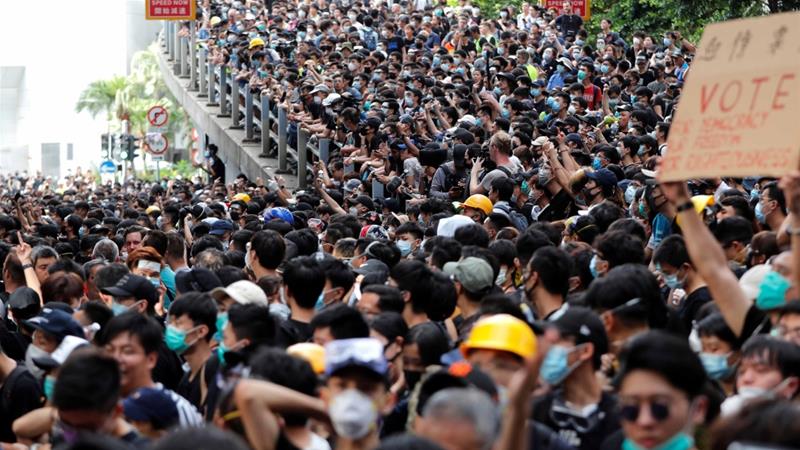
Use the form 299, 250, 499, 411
121, 135, 138, 161
100, 133, 117, 160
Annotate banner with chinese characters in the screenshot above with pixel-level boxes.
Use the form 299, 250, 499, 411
146, 0, 195, 20
659, 12, 800, 181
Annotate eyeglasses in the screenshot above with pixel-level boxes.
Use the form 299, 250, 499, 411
619, 400, 671, 423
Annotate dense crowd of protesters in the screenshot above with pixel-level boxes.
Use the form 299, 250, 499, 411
1, 0, 800, 450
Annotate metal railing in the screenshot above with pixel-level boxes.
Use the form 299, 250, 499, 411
162, 21, 330, 189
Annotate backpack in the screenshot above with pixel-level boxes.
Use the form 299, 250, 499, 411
361, 28, 378, 51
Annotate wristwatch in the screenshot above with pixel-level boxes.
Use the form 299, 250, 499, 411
675, 200, 694, 213
22, 263, 33, 270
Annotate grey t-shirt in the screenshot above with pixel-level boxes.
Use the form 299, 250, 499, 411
480, 163, 519, 192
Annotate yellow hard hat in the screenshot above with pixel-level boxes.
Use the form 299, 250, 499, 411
287, 343, 326, 375
249, 37, 265, 49
232, 193, 251, 203
461, 314, 537, 360
676, 195, 715, 227
146, 205, 161, 215
209, 16, 222, 27
462, 194, 493, 216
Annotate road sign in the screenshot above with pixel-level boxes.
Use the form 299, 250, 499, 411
542, 0, 591, 20
99, 160, 117, 175
146, 133, 169, 156
145, 0, 195, 20
147, 106, 169, 127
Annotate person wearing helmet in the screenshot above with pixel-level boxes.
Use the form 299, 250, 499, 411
461, 194, 493, 224
460, 314, 536, 388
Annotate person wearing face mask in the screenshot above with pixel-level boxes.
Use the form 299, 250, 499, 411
534, 307, 620, 450
443, 257, 495, 338
712, 216, 753, 278
609, 331, 709, 450
720, 335, 800, 417
100, 312, 202, 427
755, 181, 787, 232
322, 338, 396, 449
15, 351, 149, 447
461, 314, 536, 389
522, 246, 571, 321
22, 308, 86, 381
653, 236, 711, 334
394, 222, 424, 259
166, 293, 219, 419
695, 312, 741, 396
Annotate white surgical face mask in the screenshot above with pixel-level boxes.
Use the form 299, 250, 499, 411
25, 344, 49, 381
328, 389, 378, 439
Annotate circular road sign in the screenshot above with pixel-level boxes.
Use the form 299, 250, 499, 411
147, 106, 169, 127
147, 133, 169, 155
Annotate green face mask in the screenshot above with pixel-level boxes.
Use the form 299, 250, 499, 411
44, 375, 56, 401
215, 312, 228, 342
165, 325, 193, 354
756, 271, 790, 311
623, 432, 693, 450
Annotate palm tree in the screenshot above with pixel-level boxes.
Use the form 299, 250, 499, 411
75, 76, 129, 121
77, 43, 194, 179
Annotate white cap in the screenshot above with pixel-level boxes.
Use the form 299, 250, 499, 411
211, 280, 268, 306
437, 215, 474, 237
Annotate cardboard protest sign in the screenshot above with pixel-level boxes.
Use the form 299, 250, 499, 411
659, 12, 800, 181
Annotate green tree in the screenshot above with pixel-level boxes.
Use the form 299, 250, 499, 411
77, 43, 192, 178
75, 76, 128, 121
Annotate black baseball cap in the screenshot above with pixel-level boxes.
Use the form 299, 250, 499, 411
175, 268, 223, 294
551, 307, 608, 356
101, 274, 158, 306
23, 308, 85, 342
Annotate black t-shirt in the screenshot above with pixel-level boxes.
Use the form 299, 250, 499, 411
0, 320, 29, 362
386, 36, 405, 53
537, 190, 576, 222
210, 157, 226, 183
678, 286, 712, 333
555, 14, 583, 37
532, 390, 621, 450
276, 319, 313, 348
0, 365, 43, 442
737, 305, 770, 347
177, 355, 220, 420
154, 342, 183, 391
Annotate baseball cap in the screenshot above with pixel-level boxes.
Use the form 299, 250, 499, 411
354, 195, 375, 211
322, 93, 342, 106
123, 387, 180, 430
436, 215, 474, 237
23, 308, 85, 342
586, 168, 618, 188
565, 133, 583, 146
210, 280, 268, 306
443, 257, 494, 293
33, 335, 89, 370
310, 84, 330, 95
209, 220, 234, 236
550, 307, 608, 355
175, 268, 223, 294
353, 258, 390, 277
324, 338, 388, 378
101, 274, 159, 306
264, 207, 294, 224
8, 287, 41, 310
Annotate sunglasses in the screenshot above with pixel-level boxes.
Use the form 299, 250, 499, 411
619, 400, 671, 423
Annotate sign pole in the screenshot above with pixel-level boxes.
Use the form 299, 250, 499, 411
156, 160, 161, 182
